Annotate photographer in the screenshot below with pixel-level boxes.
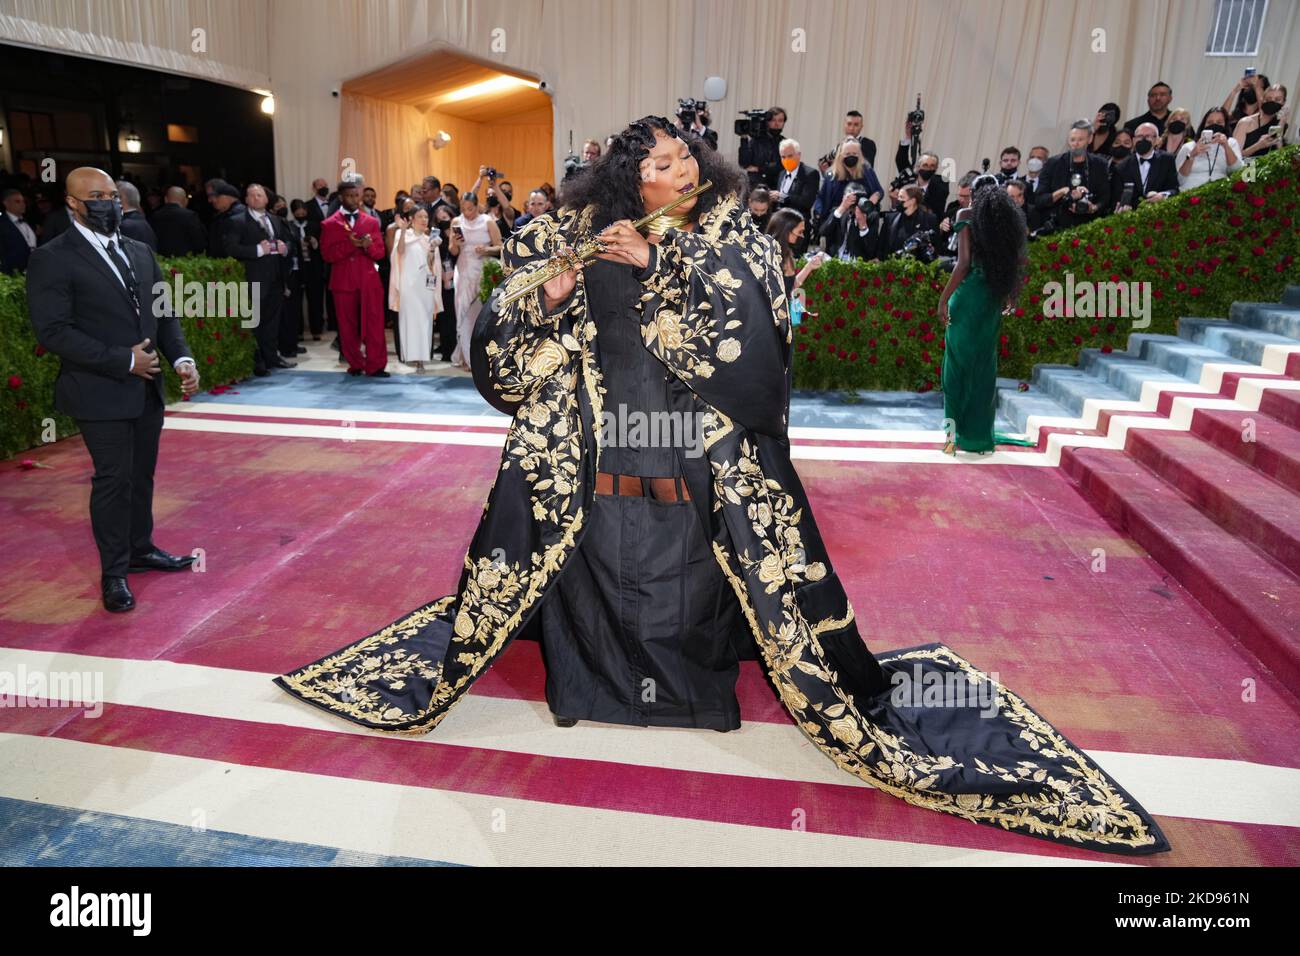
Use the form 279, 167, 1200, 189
818, 183, 884, 262
812, 138, 883, 230
738, 107, 786, 185
1035, 120, 1111, 229
893, 150, 948, 218
469, 166, 518, 242
885, 184, 938, 255
676, 99, 718, 150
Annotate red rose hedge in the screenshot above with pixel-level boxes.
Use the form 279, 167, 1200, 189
1, 255, 254, 458
792, 146, 1300, 391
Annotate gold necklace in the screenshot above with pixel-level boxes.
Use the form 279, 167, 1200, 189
643, 210, 692, 237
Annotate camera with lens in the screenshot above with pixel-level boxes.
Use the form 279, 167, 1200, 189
900, 227, 939, 263
483, 166, 502, 181
677, 97, 707, 127
890, 168, 918, 192
907, 95, 925, 134
1067, 172, 1092, 209
735, 108, 773, 138
562, 152, 588, 179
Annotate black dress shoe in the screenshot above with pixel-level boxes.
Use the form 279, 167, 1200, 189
366, 370, 391, 378
254, 366, 270, 377
312, 334, 322, 341
553, 714, 578, 728
102, 575, 135, 612
347, 368, 363, 376
128, 547, 197, 572
330, 338, 341, 351
295, 346, 307, 354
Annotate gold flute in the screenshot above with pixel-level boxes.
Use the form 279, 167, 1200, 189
497, 179, 712, 307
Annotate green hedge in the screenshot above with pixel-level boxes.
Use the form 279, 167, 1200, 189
794, 145, 1300, 391
1, 255, 255, 459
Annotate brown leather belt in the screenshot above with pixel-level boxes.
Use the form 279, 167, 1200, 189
594, 471, 691, 501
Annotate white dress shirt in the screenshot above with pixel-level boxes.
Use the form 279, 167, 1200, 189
72, 218, 194, 374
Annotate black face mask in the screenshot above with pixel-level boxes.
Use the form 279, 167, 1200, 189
1167, 120, 1187, 135
316, 186, 329, 198
74, 197, 123, 235
1000, 164, 1017, 175
1134, 139, 1154, 156
294, 213, 307, 222
917, 168, 933, 180
1262, 101, 1283, 116
1110, 146, 1131, 160
842, 155, 859, 168
792, 234, 809, 256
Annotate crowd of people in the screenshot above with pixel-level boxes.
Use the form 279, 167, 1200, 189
1, 73, 1290, 376
726, 75, 1289, 303
2, 163, 560, 378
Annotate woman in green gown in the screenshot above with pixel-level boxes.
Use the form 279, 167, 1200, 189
937, 175, 1026, 454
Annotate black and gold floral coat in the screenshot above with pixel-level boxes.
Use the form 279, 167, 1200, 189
275, 193, 1169, 856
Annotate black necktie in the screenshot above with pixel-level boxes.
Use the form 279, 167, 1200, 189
105, 238, 140, 314
1139, 160, 1149, 189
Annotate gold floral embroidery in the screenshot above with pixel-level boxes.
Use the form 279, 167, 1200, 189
277, 192, 1163, 852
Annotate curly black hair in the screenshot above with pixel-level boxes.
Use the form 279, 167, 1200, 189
968, 179, 1027, 305
556, 115, 749, 231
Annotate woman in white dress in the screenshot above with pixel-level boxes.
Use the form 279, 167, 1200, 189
387, 204, 442, 372
1176, 107, 1243, 191
447, 192, 502, 372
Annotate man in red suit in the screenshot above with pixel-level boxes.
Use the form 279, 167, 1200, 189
320, 180, 388, 376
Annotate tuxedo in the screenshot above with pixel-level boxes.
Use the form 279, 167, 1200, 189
320, 207, 386, 373
217, 204, 293, 370
282, 215, 309, 356
150, 202, 208, 256
818, 207, 883, 261
1, 212, 33, 273
765, 162, 821, 221
26, 222, 194, 576
305, 193, 337, 333
1108, 150, 1180, 210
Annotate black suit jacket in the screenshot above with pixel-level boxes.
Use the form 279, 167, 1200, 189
26, 227, 191, 420
1, 215, 32, 273
120, 210, 158, 251
304, 195, 333, 243
1035, 152, 1113, 227
151, 203, 208, 256
764, 162, 821, 221
1108, 151, 1180, 210
221, 207, 292, 289
818, 208, 883, 261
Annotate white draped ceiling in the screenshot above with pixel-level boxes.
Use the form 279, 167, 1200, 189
2, 0, 1296, 203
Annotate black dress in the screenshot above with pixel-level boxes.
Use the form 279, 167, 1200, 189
538, 257, 749, 730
